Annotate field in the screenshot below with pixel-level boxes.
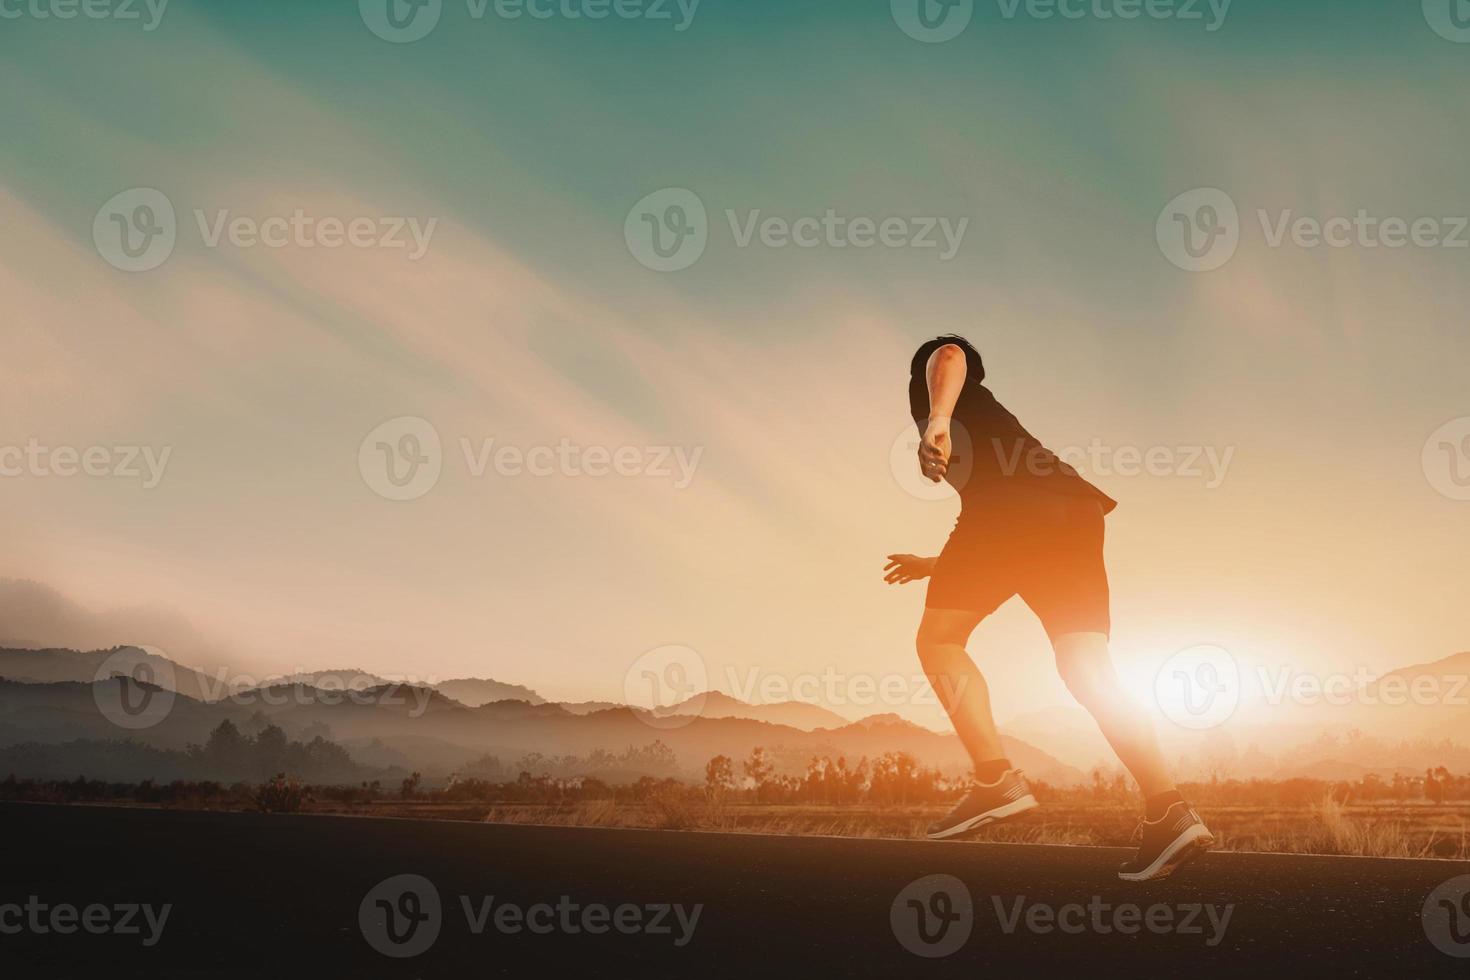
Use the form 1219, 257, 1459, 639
291, 797, 1470, 860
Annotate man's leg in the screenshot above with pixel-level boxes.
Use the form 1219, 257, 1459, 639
917, 606, 1038, 839
1051, 631, 1174, 798
915, 606, 1004, 769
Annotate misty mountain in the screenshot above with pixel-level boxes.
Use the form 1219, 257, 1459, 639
0, 646, 228, 705
0, 579, 244, 675
435, 677, 545, 707
0, 677, 1087, 786
0, 647, 884, 734
653, 691, 851, 731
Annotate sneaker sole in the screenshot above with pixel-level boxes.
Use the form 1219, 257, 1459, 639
1117, 824, 1216, 882
926, 794, 1038, 841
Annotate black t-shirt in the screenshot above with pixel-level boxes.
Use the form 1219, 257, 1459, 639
909, 378, 1117, 514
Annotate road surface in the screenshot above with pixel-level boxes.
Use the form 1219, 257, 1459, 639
2, 802, 1468, 977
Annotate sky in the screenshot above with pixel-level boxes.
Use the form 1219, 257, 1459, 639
1, 0, 1467, 729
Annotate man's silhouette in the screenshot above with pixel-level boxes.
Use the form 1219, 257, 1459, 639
886, 335, 1214, 881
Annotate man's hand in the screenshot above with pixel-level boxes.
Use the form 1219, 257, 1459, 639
919, 418, 952, 483
883, 554, 936, 585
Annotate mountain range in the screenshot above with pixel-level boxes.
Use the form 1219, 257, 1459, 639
0, 646, 1087, 786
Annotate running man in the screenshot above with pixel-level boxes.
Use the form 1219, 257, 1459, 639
884, 335, 1214, 881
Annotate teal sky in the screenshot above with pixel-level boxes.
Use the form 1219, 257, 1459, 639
1, 0, 1466, 724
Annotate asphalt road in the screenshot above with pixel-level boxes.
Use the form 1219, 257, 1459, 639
3, 802, 1469, 977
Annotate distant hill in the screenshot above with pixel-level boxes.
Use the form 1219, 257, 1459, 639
11, 637, 1468, 788
654, 691, 852, 732
0, 677, 1088, 786
0, 645, 228, 704
0, 646, 544, 711
1000, 704, 1115, 773
435, 677, 544, 707
1306, 651, 1470, 741
0, 579, 242, 674
554, 700, 623, 716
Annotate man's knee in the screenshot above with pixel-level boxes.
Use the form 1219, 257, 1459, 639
914, 629, 945, 670
1054, 639, 1117, 709
915, 627, 965, 674
1059, 661, 1109, 708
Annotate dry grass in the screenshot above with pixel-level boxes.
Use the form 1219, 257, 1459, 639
425, 796, 1470, 859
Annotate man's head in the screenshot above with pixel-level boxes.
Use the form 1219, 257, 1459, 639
910, 335, 984, 384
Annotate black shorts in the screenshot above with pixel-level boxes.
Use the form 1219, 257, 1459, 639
925, 489, 1111, 640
